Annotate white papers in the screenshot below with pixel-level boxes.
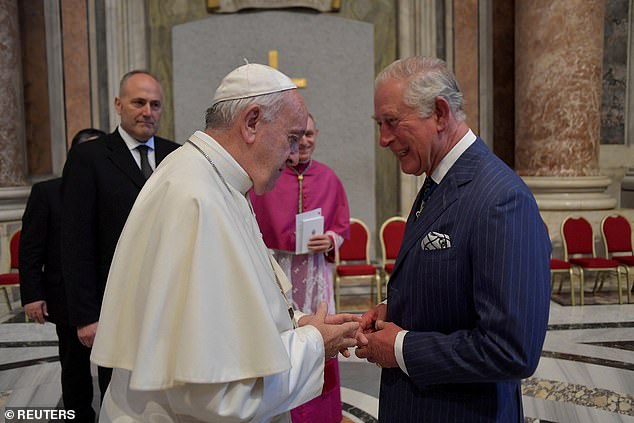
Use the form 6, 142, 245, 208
295, 208, 324, 254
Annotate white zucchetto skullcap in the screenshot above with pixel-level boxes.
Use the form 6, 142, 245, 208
211, 63, 296, 106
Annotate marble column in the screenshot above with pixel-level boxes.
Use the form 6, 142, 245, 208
397, 0, 438, 215
0, 0, 27, 188
515, 0, 616, 211
0, 0, 30, 274
105, 0, 147, 131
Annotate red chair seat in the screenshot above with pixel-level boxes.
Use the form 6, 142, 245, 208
384, 263, 395, 274
569, 257, 621, 268
0, 273, 19, 285
550, 259, 571, 270
336, 264, 377, 276
614, 255, 634, 266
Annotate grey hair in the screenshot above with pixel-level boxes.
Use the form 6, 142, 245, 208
205, 90, 290, 129
375, 56, 466, 122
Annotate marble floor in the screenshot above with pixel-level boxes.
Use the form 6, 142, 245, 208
0, 290, 633, 422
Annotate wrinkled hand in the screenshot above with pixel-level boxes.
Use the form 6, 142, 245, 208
301, 303, 359, 359
307, 234, 332, 254
77, 322, 98, 348
359, 303, 387, 335
25, 301, 48, 324
355, 320, 402, 368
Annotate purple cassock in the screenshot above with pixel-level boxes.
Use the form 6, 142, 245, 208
249, 159, 350, 423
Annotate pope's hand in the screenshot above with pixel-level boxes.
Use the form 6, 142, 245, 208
300, 303, 359, 359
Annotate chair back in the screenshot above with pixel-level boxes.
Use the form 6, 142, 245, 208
380, 217, 406, 262
338, 218, 370, 264
9, 230, 20, 270
561, 216, 595, 259
601, 215, 633, 256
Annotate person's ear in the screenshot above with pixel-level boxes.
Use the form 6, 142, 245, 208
433, 97, 451, 131
241, 104, 261, 144
114, 96, 122, 116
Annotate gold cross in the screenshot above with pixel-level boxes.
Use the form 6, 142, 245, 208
268, 50, 306, 88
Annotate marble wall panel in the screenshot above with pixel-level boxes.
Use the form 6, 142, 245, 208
0, 0, 27, 187
172, 11, 376, 239
453, 0, 479, 134
492, 0, 515, 168
18, 0, 52, 176
515, 0, 605, 177
148, 0, 397, 249
61, 0, 91, 149
601, 0, 628, 146
338, 0, 398, 236
147, 0, 209, 141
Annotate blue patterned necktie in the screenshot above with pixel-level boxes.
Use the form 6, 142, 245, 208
415, 177, 437, 219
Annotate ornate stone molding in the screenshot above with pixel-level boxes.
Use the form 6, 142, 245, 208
621, 167, 634, 207
523, 176, 617, 210
207, 0, 340, 13
105, 0, 147, 131
0, 186, 31, 222
44, 0, 67, 176
397, 0, 437, 214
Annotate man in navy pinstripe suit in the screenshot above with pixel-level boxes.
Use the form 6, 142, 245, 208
356, 56, 551, 422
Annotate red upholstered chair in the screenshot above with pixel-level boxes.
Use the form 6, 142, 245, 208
0, 230, 21, 311
561, 216, 624, 305
601, 215, 634, 303
545, 222, 582, 305
550, 258, 582, 306
334, 218, 380, 312
379, 216, 406, 301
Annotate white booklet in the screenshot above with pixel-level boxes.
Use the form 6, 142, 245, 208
295, 208, 324, 254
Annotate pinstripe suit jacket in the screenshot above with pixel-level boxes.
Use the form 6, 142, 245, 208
380, 138, 551, 422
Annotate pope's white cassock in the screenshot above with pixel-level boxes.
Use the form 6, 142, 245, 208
91, 130, 325, 422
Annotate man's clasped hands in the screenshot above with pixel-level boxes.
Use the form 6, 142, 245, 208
298, 302, 402, 368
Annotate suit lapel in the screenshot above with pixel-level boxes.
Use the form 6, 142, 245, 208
390, 138, 487, 279
106, 131, 146, 188
154, 138, 171, 165
391, 177, 458, 275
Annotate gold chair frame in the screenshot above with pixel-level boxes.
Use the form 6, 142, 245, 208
334, 218, 380, 312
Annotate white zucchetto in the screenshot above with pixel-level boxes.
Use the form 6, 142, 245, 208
211, 63, 297, 106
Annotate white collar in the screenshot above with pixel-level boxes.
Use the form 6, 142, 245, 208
430, 129, 476, 183
188, 130, 253, 195
118, 126, 155, 151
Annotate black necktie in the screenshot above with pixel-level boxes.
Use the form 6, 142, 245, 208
137, 145, 153, 179
415, 177, 437, 219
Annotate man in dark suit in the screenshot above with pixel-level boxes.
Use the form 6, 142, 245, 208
20, 128, 105, 422
356, 56, 551, 422
61, 70, 179, 399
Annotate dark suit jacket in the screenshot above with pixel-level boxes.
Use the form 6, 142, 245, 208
380, 138, 551, 422
61, 130, 179, 326
19, 178, 69, 324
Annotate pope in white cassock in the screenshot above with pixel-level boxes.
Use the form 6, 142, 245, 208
91, 63, 360, 422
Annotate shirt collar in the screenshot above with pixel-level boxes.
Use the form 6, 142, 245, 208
430, 129, 476, 183
118, 126, 155, 151
188, 130, 252, 195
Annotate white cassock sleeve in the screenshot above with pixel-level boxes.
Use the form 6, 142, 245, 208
164, 325, 324, 422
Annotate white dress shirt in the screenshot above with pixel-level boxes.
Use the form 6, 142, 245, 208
118, 126, 156, 170
395, 129, 476, 375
